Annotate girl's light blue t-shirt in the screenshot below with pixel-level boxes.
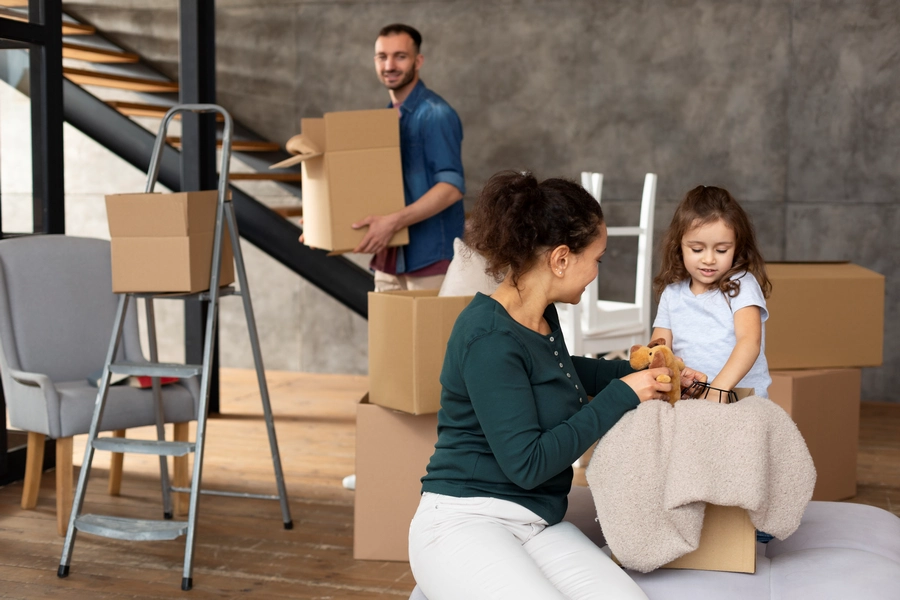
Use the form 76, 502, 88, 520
654, 273, 772, 398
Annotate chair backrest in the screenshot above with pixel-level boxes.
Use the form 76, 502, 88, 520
579, 173, 657, 333
0, 235, 143, 382
630, 173, 657, 333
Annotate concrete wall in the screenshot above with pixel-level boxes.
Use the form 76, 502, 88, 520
60, 0, 900, 400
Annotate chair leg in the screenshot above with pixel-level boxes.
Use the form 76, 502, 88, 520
21, 432, 46, 509
173, 422, 190, 516
107, 429, 125, 496
55, 436, 74, 537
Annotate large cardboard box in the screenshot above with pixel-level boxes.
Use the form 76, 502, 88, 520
368, 290, 473, 415
659, 505, 757, 573
272, 109, 408, 254
769, 368, 861, 501
106, 191, 234, 293
765, 263, 884, 369
354, 395, 438, 561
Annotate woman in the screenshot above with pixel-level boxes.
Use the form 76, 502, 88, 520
408, 171, 705, 600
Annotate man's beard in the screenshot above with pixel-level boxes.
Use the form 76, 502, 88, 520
381, 66, 416, 91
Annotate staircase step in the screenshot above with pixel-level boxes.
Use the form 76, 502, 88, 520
75, 514, 188, 541
230, 172, 302, 182
63, 67, 178, 92
63, 42, 139, 63
63, 22, 96, 36
2, 12, 95, 35
166, 137, 280, 152
106, 100, 223, 121
108, 362, 202, 378
93, 437, 195, 457
270, 205, 303, 218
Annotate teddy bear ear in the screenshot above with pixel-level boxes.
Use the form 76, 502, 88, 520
630, 345, 643, 354
648, 338, 667, 348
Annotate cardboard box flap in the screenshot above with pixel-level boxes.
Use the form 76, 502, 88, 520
269, 132, 324, 170
324, 109, 399, 151
106, 191, 218, 237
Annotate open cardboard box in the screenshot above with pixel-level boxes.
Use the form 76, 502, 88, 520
368, 290, 473, 415
272, 109, 409, 254
769, 368, 861, 501
106, 190, 234, 293
765, 262, 884, 369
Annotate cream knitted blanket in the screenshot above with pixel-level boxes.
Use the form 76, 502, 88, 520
585, 396, 816, 573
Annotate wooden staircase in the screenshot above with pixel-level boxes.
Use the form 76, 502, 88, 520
44, 9, 303, 192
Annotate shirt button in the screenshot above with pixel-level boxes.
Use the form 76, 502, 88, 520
554, 351, 559, 356
559, 362, 564, 368
549, 336, 555, 342
575, 385, 579, 390
567, 373, 571, 378
580, 398, 584, 403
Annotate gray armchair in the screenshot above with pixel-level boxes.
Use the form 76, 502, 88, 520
0, 235, 199, 535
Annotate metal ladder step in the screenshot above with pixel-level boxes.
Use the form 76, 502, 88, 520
93, 437, 195, 457
108, 362, 202, 378
75, 515, 188, 541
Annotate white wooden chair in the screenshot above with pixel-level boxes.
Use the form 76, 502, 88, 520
558, 172, 657, 358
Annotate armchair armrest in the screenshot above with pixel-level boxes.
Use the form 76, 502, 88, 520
8, 368, 53, 388
3, 368, 57, 437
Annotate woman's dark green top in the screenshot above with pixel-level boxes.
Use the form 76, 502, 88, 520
421, 293, 639, 525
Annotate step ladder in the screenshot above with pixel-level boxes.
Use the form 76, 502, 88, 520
58, 104, 292, 591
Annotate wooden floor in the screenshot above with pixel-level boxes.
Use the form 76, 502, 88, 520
1, 370, 898, 599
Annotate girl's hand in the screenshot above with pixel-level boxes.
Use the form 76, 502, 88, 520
621, 367, 673, 403
680, 367, 707, 389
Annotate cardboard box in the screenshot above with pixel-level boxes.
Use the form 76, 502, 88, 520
660, 505, 757, 573
765, 263, 884, 369
368, 290, 473, 415
106, 191, 235, 293
354, 395, 438, 561
769, 368, 861, 501
272, 109, 408, 254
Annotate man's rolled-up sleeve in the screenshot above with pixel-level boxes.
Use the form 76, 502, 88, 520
423, 104, 465, 195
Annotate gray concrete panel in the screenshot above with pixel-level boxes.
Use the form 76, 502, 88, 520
787, 0, 900, 204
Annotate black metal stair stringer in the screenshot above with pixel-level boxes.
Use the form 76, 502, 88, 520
61, 79, 372, 318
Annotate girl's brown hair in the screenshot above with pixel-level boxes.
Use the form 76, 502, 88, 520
466, 170, 604, 287
654, 185, 771, 299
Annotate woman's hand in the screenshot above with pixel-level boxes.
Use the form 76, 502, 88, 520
621, 367, 673, 402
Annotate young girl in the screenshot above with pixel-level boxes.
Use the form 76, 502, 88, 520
652, 185, 772, 398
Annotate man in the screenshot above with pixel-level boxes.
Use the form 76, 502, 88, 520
342, 25, 465, 491
352, 23, 466, 292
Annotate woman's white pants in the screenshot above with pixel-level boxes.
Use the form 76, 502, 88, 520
408, 492, 648, 600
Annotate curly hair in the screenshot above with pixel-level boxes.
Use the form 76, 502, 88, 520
654, 185, 771, 299
465, 170, 604, 287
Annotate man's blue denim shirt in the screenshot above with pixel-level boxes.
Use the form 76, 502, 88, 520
392, 80, 466, 273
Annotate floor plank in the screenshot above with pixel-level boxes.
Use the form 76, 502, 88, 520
1, 370, 898, 598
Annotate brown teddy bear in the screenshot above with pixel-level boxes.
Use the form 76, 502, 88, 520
629, 339, 685, 405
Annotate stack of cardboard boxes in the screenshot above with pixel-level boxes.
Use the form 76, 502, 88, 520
765, 262, 885, 501
355, 291, 473, 561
